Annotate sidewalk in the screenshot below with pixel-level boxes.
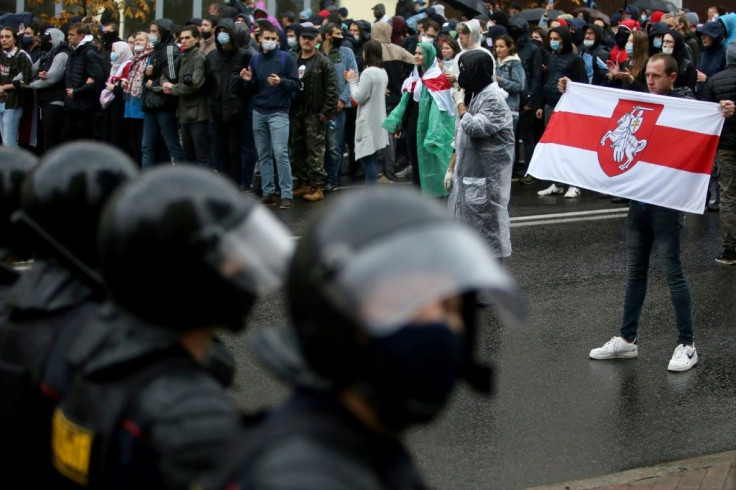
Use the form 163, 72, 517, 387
529, 450, 736, 489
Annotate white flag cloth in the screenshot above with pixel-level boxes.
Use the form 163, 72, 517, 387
528, 82, 725, 214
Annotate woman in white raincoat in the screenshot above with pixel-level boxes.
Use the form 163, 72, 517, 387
446, 49, 515, 258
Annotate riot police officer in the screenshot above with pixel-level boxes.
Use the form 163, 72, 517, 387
0, 142, 138, 484
204, 187, 525, 489
0, 146, 38, 288
51, 166, 294, 489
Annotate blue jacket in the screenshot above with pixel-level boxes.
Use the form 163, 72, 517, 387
246, 48, 300, 114
326, 45, 358, 106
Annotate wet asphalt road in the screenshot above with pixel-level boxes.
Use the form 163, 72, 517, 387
221, 179, 736, 489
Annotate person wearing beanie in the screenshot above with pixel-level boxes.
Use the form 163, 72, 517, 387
650, 11, 665, 24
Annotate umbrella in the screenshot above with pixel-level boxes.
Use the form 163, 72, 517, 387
573, 7, 610, 24
630, 0, 677, 13
443, 0, 489, 16
0, 12, 34, 31
510, 8, 565, 23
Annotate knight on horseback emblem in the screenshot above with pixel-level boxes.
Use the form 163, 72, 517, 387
597, 100, 663, 177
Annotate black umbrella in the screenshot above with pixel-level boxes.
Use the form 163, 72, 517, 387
573, 7, 610, 24
630, 0, 677, 13
510, 8, 565, 23
0, 12, 34, 31
443, 0, 488, 16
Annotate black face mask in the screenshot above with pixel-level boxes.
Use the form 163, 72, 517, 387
367, 323, 465, 433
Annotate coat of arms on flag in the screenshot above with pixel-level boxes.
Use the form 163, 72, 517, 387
529, 82, 725, 214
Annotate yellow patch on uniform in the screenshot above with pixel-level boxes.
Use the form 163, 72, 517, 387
51, 408, 93, 485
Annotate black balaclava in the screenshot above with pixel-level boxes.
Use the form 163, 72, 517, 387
458, 50, 496, 106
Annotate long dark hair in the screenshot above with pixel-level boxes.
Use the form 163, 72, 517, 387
363, 39, 383, 68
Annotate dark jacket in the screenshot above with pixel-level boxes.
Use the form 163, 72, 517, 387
64, 37, 105, 112
696, 21, 726, 98
53, 313, 240, 489
292, 51, 339, 119
0, 48, 32, 109
245, 48, 300, 114
206, 19, 252, 123
702, 66, 736, 150
580, 25, 611, 86
669, 30, 697, 92
170, 45, 210, 124
0, 260, 103, 486
31, 35, 69, 105
543, 27, 587, 107
509, 18, 543, 110
143, 19, 181, 113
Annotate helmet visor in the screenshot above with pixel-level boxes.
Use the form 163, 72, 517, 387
205, 205, 294, 295
326, 222, 525, 336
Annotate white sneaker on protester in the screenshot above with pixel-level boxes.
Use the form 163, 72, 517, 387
537, 184, 564, 196
668, 344, 698, 372
564, 186, 581, 198
589, 336, 638, 360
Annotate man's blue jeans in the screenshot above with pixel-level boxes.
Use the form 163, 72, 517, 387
253, 109, 292, 199
620, 202, 694, 345
141, 111, 186, 169
359, 152, 378, 184
0, 103, 23, 146
324, 109, 346, 186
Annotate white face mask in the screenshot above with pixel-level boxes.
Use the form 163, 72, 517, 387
662, 46, 673, 55
261, 40, 278, 52
486, 37, 493, 47
421, 36, 434, 43
583, 39, 594, 47
287, 37, 297, 48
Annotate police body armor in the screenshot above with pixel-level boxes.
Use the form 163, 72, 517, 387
51, 347, 196, 489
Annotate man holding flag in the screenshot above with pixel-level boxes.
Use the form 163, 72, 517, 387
541, 54, 734, 372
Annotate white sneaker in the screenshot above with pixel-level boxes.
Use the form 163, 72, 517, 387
668, 344, 697, 372
564, 186, 581, 198
589, 337, 638, 360
537, 184, 564, 196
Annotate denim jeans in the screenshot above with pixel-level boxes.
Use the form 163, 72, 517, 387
359, 152, 378, 184
324, 110, 346, 186
141, 111, 186, 169
253, 109, 293, 199
241, 104, 257, 189
619, 202, 694, 345
0, 102, 23, 146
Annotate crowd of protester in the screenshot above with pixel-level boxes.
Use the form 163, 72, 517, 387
0, 0, 734, 230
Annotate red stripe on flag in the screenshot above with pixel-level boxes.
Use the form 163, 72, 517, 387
423, 75, 451, 92
540, 111, 719, 175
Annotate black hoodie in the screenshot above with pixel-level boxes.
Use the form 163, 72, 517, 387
508, 18, 543, 109
543, 27, 587, 107
143, 18, 181, 113
206, 18, 252, 123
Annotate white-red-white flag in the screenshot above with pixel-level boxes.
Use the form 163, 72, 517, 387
528, 82, 725, 214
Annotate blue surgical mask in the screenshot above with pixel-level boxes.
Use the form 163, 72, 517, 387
625, 42, 634, 55
148, 33, 158, 45
110, 52, 119, 62
550, 40, 561, 51
653, 37, 662, 49
287, 37, 298, 48
217, 32, 230, 45
583, 39, 594, 47
261, 40, 278, 52
134, 44, 144, 53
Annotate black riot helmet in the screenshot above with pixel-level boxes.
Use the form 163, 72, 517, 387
286, 188, 525, 431
17, 142, 138, 281
98, 166, 294, 332
0, 146, 38, 261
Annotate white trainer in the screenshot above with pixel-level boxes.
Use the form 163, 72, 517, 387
668, 344, 698, 372
564, 186, 581, 198
537, 184, 564, 196
589, 336, 638, 360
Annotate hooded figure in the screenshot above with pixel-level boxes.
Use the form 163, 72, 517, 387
696, 21, 726, 97
666, 30, 696, 91
29, 28, 69, 151
384, 42, 455, 197
371, 21, 414, 111
448, 49, 515, 257
717, 12, 736, 46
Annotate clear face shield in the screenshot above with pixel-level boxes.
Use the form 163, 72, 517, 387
321, 221, 525, 336
201, 204, 295, 295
